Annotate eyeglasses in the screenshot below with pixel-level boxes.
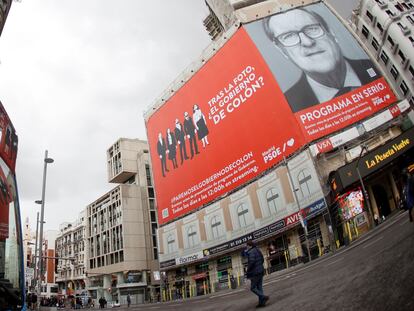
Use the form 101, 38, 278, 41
275, 24, 325, 47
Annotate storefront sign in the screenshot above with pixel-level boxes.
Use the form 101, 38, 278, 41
203, 200, 327, 257
335, 126, 414, 189
192, 272, 207, 280
175, 251, 204, 265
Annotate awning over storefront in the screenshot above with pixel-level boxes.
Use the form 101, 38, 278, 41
331, 126, 414, 194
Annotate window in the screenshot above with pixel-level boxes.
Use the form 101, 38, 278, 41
409, 65, 414, 79
366, 10, 374, 21
237, 203, 249, 227
398, 50, 406, 62
397, 22, 408, 32
211, 215, 223, 239
167, 234, 176, 253
395, 3, 404, 12
148, 187, 154, 198
297, 169, 312, 198
400, 81, 409, 95
186, 226, 197, 248
380, 50, 389, 64
409, 36, 414, 45
391, 65, 399, 80
387, 35, 395, 47
407, 15, 414, 25
386, 9, 396, 17
145, 164, 152, 186
266, 188, 280, 214
371, 37, 379, 50
377, 22, 384, 34
362, 25, 370, 39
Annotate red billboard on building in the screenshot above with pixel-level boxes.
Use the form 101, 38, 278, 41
146, 3, 397, 225
146, 28, 305, 225
245, 3, 396, 141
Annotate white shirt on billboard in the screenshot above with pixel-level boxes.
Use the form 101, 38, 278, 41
306, 61, 362, 104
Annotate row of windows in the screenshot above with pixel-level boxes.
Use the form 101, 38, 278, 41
166, 169, 315, 253
89, 250, 124, 269
360, 18, 413, 97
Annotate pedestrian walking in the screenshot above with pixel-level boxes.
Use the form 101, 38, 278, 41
245, 240, 269, 308
403, 168, 414, 222
127, 294, 131, 308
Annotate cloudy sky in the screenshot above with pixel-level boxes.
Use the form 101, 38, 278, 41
0, 0, 357, 232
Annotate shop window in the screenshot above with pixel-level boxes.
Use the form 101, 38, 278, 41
186, 226, 197, 248
237, 203, 249, 227
210, 215, 223, 238
167, 234, 176, 253
297, 169, 312, 198
266, 188, 280, 215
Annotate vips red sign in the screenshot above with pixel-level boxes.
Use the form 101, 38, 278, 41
146, 28, 305, 225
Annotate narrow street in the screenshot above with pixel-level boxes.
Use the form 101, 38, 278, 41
125, 211, 414, 311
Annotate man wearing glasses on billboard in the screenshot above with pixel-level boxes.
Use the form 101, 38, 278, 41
263, 8, 377, 112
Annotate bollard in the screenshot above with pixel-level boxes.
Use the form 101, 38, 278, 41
317, 239, 322, 257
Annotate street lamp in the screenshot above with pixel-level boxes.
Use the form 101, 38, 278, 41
284, 156, 312, 262
35, 150, 54, 300
355, 145, 375, 226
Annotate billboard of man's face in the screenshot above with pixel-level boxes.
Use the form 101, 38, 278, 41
267, 9, 342, 76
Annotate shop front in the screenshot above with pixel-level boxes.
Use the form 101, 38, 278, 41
330, 126, 414, 243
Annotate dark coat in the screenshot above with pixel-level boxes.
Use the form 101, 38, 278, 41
157, 138, 167, 157
166, 133, 177, 160
184, 117, 196, 137
174, 124, 185, 143
246, 246, 264, 278
285, 58, 378, 113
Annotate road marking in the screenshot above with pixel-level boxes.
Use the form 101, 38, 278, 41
210, 289, 244, 299
325, 257, 344, 267
362, 236, 383, 248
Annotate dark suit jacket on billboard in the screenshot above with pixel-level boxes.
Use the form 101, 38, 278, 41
285, 58, 377, 113
157, 139, 167, 158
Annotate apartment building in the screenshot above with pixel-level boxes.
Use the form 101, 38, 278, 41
351, 0, 414, 104
55, 211, 87, 297
86, 139, 159, 304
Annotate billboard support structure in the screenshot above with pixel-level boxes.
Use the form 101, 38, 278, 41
284, 156, 312, 262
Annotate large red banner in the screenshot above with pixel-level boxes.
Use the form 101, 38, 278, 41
295, 77, 396, 141
147, 28, 304, 225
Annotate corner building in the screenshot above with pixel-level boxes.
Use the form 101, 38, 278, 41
86, 139, 160, 304
144, 0, 414, 300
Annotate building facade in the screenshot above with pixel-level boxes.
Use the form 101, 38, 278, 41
351, 0, 414, 104
144, 0, 414, 301
86, 138, 159, 304
55, 211, 87, 298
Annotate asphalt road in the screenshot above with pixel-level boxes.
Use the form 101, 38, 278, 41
128, 210, 414, 311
